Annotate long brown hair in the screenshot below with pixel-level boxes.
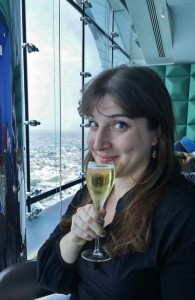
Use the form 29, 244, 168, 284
61, 65, 180, 257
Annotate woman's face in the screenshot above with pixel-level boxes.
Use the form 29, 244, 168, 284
87, 95, 158, 181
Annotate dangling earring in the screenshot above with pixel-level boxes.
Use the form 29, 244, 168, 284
152, 145, 157, 159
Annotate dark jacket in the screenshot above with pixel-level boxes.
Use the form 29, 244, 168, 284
37, 175, 195, 300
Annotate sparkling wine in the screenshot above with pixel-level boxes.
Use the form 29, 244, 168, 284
87, 163, 115, 210
81, 161, 115, 262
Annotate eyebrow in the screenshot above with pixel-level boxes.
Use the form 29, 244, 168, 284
89, 113, 129, 118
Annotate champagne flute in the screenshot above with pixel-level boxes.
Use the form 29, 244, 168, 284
81, 161, 115, 262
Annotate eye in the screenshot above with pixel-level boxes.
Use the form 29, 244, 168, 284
113, 121, 128, 130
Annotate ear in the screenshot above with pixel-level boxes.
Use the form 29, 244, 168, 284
152, 127, 161, 146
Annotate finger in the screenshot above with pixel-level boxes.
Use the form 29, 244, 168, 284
77, 205, 106, 237
72, 205, 104, 238
71, 213, 97, 240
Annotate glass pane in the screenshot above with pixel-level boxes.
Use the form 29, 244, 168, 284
87, 24, 111, 69
25, 1, 102, 258
113, 10, 131, 52
26, 0, 83, 203
112, 48, 131, 67
87, 0, 112, 34
85, 25, 102, 78
25, 0, 102, 206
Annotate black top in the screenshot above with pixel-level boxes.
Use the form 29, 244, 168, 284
37, 175, 195, 300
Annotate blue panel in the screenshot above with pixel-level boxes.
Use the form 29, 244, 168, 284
0, 29, 12, 155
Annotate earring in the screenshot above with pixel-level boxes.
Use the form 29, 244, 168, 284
152, 145, 157, 159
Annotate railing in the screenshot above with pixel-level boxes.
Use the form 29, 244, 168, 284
26, 177, 85, 212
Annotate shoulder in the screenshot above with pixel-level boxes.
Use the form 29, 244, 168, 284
150, 175, 195, 258
165, 174, 195, 205
170, 174, 195, 204
157, 175, 195, 214
153, 174, 195, 234
153, 175, 195, 232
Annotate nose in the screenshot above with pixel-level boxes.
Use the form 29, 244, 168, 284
88, 127, 112, 151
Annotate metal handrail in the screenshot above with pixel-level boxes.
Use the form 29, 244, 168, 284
26, 177, 85, 208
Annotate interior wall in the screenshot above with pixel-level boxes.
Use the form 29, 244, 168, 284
151, 64, 195, 143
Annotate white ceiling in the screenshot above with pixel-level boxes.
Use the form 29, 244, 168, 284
125, 0, 195, 65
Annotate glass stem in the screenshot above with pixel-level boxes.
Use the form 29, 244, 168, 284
93, 236, 101, 255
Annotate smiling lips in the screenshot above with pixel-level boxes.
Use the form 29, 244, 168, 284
98, 155, 117, 164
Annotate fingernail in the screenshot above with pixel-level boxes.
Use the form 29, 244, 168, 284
98, 216, 105, 224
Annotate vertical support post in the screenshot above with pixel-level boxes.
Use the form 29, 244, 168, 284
81, 2, 86, 183
111, 10, 115, 68
21, 0, 31, 213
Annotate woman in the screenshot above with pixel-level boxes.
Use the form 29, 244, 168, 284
37, 65, 195, 300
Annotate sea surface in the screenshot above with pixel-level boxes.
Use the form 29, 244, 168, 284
29, 130, 83, 208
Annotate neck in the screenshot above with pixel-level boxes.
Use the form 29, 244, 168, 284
113, 177, 136, 198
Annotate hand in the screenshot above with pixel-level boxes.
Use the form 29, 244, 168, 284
70, 204, 106, 244
178, 151, 195, 173
180, 151, 194, 163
